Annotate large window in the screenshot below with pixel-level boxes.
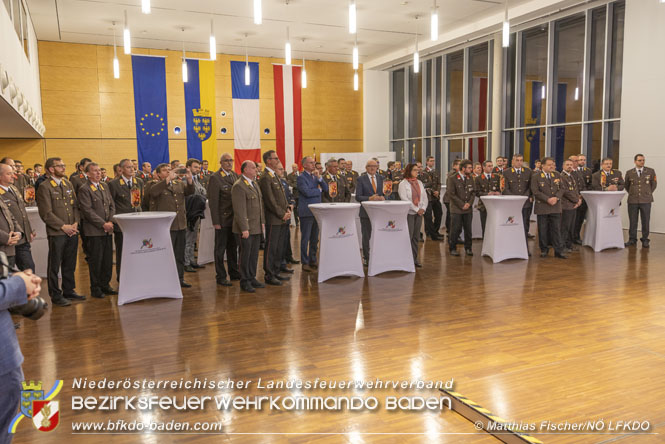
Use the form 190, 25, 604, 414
390, 0, 624, 173
4, 0, 31, 60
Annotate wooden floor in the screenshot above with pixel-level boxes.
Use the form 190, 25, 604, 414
12, 226, 665, 444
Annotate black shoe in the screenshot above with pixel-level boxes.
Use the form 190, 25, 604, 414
180, 280, 192, 288
288, 259, 300, 264
280, 267, 295, 274
450, 250, 460, 256
250, 279, 266, 288
190, 263, 204, 269
302, 264, 315, 272
217, 279, 233, 287
230, 275, 242, 281
184, 265, 197, 273
554, 253, 568, 259
14, 323, 20, 329
465, 249, 473, 256
528, 251, 532, 257
527, 233, 536, 239
625, 241, 637, 247
265, 277, 282, 286
101, 287, 118, 295
642, 240, 650, 248
540, 250, 549, 258
414, 262, 423, 268
91, 292, 104, 299
276, 275, 291, 281
573, 239, 583, 245
52, 297, 71, 307
240, 283, 255, 293
64, 292, 86, 301
309, 263, 318, 269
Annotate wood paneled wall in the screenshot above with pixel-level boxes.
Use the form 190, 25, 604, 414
0, 41, 363, 174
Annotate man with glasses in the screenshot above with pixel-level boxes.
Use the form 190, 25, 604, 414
36, 157, 84, 306
207, 153, 241, 286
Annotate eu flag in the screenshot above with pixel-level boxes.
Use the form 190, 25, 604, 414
132, 55, 169, 168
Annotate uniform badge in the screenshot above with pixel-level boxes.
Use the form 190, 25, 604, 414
131, 187, 141, 208
383, 181, 393, 195
329, 181, 338, 198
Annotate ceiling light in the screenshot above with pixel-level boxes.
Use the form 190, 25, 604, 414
430, 0, 438, 41
112, 22, 119, 79
353, 70, 358, 91
181, 28, 188, 83
414, 16, 419, 74
541, 84, 546, 99
141, 0, 150, 14
302, 58, 307, 88
209, 19, 216, 61
245, 35, 250, 86
502, 0, 509, 48
352, 34, 359, 70
349, 0, 357, 34
574, 86, 579, 101
123, 10, 131, 54
254, 0, 262, 24
285, 27, 291, 65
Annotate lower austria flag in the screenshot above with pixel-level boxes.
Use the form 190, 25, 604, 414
231, 61, 260, 172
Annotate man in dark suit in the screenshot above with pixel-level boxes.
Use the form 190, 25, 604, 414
258, 150, 292, 286
0, 270, 42, 443
78, 163, 116, 298
149, 163, 195, 287
0, 164, 35, 271
296, 156, 329, 272
447, 159, 476, 256
207, 153, 241, 286
531, 157, 567, 259
355, 159, 385, 266
286, 163, 300, 226
277, 163, 298, 271
108, 159, 144, 283
232, 161, 265, 293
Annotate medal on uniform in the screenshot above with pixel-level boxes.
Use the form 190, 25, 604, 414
23, 185, 35, 204
329, 181, 338, 198
131, 186, 141, 208
500, 176, 506, 192
383, 181, 392, 195
601, 172, 607, 188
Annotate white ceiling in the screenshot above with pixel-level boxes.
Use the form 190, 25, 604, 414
26, 0, 536, 64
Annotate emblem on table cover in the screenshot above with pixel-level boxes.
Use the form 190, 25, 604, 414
32, 401, 59, 432
506, 216, 515, 224
141, 238, 153, 249
383, 181, 392, 195
337, 227, 346, 235
191, 108, 212, 142
23, 185, 35, 204
130, 187, 142, 208
386, 220, 396, 229
329, 181, 338, 198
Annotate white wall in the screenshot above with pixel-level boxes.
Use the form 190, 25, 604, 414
619, 0, 665, 233
363, 69, 389, 153
0, 1, 43, 136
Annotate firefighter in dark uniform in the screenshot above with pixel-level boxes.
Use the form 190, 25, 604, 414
531, 157, 566, 259
443, 159, 461, 239
591, 158, 625, 191
624, 154, 657, 248
447, 159, 475, 256
344, 161, 359, 194
322, 158, 350, 203
501, 154, 533, 240
573, 154, 593, 244
0, 163, 35, 271
560, 159, 582, 252
36, 157, 83, 306
149, 163, 195, 287
78, 163, 116, 298
474, 160, 501, 238
108, 159, 144, 283
421, 156, 443, 241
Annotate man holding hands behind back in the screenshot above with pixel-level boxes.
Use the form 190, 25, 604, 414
355, 159, 385, 266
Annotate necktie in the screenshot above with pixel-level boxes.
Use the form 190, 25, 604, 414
517, 168, 521, 176
638, 170, 641, 178
371, 176, 376, 193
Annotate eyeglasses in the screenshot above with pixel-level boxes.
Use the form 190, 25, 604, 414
222, 159, 233, 162
54, 164, 66, 168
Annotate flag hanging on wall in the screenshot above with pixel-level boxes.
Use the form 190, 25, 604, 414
524, 80, 543, 168
184, 59, 217, 164
469, 76, 488, 164
231, 61, 261, 172
273, 64, 303, 170
132, 55, 169, 168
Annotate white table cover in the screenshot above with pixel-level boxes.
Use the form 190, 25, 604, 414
581, 191, 626, 252
480, 196, 529, 263
197, 201, 214, 265
113, 212, 183, 305
309, 203, 364, 283
26, 207, 48, 278
361, 201, 415, 276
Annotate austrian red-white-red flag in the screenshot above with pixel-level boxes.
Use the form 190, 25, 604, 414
273, 64, 303, 170
32, 400, 59, 432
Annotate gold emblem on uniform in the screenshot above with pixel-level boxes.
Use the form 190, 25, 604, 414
329, 181, 338, 198
383, 181, 392, 195
131, 187, 141, 208
23, 186, 35, 204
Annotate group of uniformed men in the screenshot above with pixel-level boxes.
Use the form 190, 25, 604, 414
0, 150, 656, 302
445, 153, 656, 258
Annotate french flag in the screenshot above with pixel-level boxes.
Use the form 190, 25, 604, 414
231, 61, 261, 172
273, 64, 303, 170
